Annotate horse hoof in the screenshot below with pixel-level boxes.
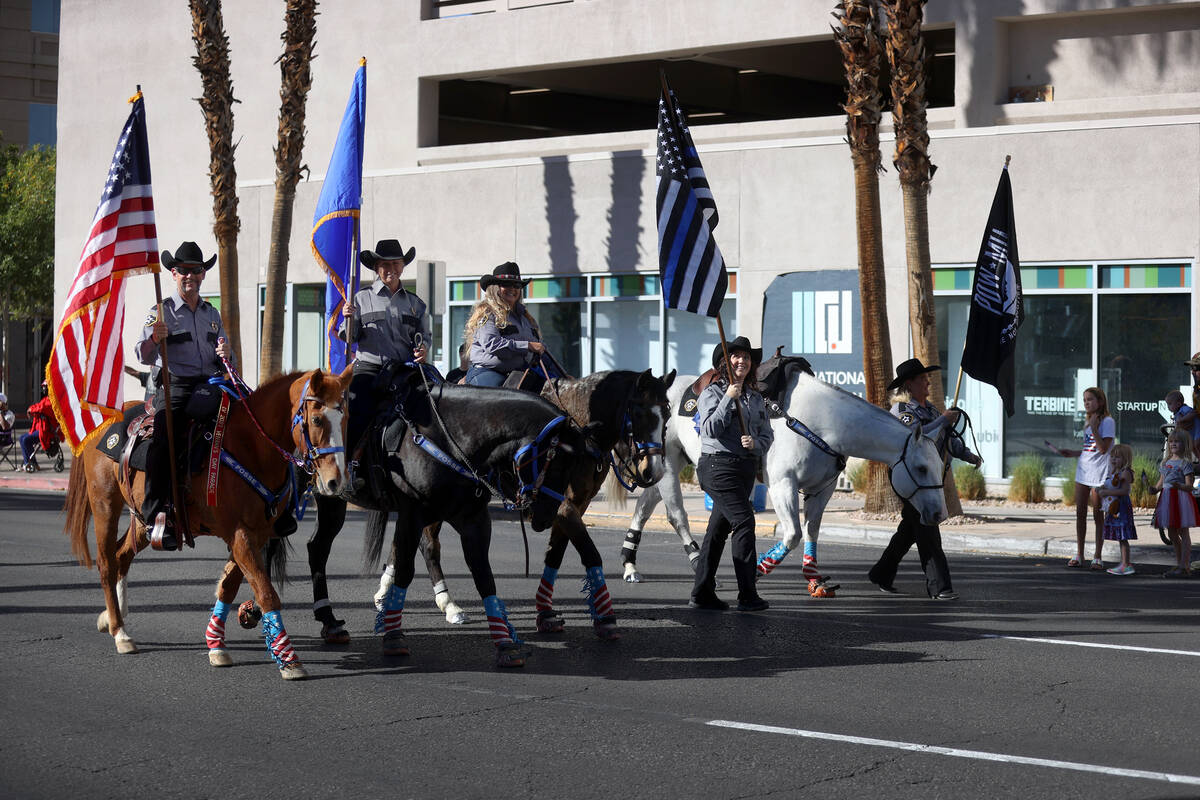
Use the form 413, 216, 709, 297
237, 600, 262, 630
623, 570, 642, 583
495, 643, 526, 668
279, 662, 308, 681
594, 622, 621, 641
447, 611, 469, 625
208, 648, 233, 667
321, 623, 351, 645
382, 631, 410, 657
535, 611, 565, 634
115, 639, 138, 655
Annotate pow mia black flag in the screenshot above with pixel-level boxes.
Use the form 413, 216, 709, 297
961, 164, 1023, 417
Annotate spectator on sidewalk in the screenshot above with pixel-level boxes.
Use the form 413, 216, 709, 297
1165, 390, 1199, 452
1152, 428, 1195, 578
21, 384, 54, 471
0, 393, 14, 454
1052, 387, 1114, 570
868, 358, 981, 601
1097, 443, 1136, 576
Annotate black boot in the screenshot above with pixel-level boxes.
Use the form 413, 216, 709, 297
273, 511, 298, 538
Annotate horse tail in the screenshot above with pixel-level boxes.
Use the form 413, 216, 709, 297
362, 508, 389, 571
605, 466, 629, 511
265, 537, 289, 586
63, 459, 94, 569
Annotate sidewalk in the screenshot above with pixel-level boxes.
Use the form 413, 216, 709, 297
3, 458, 1177, 567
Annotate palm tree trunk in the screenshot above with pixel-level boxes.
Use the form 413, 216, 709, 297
836, 0, 899, 515
261, 0, 318, 381
189, 0, 242, 368
884, 0, 962, 515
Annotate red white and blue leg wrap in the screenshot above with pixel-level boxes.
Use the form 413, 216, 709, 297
374, 585, 406, 635
583, 566, 614, 622
261, 610, 298, 667
801, 541, 820, 581
757, 541, 790, 576
535, 566, 557, 613
206, 599, 231, 651
483, 594, 521, 646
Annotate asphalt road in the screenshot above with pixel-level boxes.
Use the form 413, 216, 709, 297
3, 488, 1199, 799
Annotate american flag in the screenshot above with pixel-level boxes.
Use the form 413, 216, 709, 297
46, 93, 158, 455
656, 81, 728, 318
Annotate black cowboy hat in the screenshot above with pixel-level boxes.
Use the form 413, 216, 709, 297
480, 262, 531, 290
161, 241, 217, 272
359, 239, 416, 269
711, 336, 763, 370
1184, 351, 1200, 369
888, 357, 941, 391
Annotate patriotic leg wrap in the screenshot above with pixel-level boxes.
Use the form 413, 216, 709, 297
757, 541, 790, 576
535, 566, 558, 612
374, 585, 406, 635
802, 541, 821, 581
582, 566, 614, 622
206, 600, 231, 650
261, 610, 298, 667
483, 595, 520, 646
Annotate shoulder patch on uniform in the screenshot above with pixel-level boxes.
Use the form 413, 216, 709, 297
143, 312, 157, 327
683, 398, 697, 413
211, 321, 219, 331
900, 412, 916, 425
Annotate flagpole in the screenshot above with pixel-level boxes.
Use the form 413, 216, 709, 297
952, 153, 1012, 412
344, 57, 367, 370
152, 245, 185, 547
715, 313, 749, 435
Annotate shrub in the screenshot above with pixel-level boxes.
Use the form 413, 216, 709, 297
680, 463, 696, 485
846, 458, 868, 494
1008, 453, 1046, 503
1060, 464, 1076, 506
954, 463, 987, 501
1130, 452, 1159, 508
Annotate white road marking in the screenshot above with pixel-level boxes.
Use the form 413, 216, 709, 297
982, 633, 1200, 657
707, 720, 1200, 786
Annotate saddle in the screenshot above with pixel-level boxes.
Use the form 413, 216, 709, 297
756, 346, 814, 411
676, 367, 719, 418
503, 366, 547, 394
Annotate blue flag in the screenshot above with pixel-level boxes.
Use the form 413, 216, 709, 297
312, 60, 366, 374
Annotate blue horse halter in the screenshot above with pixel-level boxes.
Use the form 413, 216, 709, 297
290, 376, 346, 472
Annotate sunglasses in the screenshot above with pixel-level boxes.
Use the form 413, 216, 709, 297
173, 265, 206, 277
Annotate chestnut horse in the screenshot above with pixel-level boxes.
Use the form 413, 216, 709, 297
63, 367, 351, 680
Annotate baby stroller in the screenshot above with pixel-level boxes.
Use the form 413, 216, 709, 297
24, 409, 65, 473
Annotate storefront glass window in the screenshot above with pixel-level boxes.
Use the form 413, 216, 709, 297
667, 298, 737, 377
592, 299, 660, 371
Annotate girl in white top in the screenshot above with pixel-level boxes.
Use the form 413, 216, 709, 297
1052, 386, 1115, 569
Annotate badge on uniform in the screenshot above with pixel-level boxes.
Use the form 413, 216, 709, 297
211, 321, 219, 331
900, 412, 915, 425
143, 312, 157, 327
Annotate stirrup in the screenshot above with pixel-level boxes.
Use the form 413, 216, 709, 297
347, 460, 366, 492
149, 511, 178, 551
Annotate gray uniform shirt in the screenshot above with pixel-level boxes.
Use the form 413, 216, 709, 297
468, 304, 541, 373
891, 400, 976, 461
136, 293, 230, 378
343, 281, 430, 368
698, 381, 774, 457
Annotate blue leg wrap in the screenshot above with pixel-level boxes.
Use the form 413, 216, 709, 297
541, 565, 559, 584
261, 610, 297, 667
581, 565, 613, 622
483, 594, 522, 645
804, 541, 817, 559
758, 540, 790, 565
211, 599, 231, 621
374, 585, 407, 634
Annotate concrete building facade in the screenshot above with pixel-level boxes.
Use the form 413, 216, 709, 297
54, 0, 1200, 478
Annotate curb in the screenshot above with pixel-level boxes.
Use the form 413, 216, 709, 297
0, 475, 68, 492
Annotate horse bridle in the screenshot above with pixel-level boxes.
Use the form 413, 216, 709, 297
887, 428, 946, 501
289, 376, 347, 475
608, 387, 666, 491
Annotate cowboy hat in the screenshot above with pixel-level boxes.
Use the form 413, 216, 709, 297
711, 336, 763, 370
1184, 352, 1200, 369
359, 239, 416, 269
161, 241, 217, 272
888, 357, 941, 391
480, 262, 532, 290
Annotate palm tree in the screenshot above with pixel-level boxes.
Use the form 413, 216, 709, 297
189, 0, 242, 367
834, 0, 899, 514
260, 0, 318, 381
883, 0, 962, 515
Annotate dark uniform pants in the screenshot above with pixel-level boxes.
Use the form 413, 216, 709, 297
692, 452, 760, 602
346, 362, 383, 456
142, 375, 205, 522
869, 500, 953, 597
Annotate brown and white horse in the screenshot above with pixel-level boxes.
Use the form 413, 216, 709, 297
63, 367, 351, 680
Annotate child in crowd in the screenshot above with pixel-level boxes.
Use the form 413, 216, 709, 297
1096, 443, 1136, 575
1151, 428, 1196, 577
1164, 390, 1200, 453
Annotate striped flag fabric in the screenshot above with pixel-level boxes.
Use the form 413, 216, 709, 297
312, 60, 366, 374
656, 79, 728, 318
46, 92, 158, 455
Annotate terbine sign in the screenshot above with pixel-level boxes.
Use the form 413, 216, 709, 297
762, 270, 865, 396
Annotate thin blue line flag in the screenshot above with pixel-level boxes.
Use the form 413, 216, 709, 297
312, 60, 366, 374
656, 78, 728, 318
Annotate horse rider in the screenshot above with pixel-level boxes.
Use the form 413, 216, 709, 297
689, 336, 774, 612
462, 262, 545, 387
136, 241, 233, 550
341, 238, 430, 483
868, 358, 981, 600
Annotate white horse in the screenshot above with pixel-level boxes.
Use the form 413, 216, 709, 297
621, 359, 949, 595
